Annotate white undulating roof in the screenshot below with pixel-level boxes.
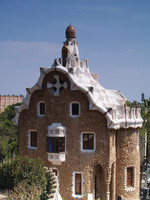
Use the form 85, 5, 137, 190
13, 58, 143, 130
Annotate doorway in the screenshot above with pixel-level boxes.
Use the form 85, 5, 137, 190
94, 165, 106, 200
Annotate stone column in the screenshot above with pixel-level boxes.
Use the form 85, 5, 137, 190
111, 162, 116, 200
101, 162, 112, 200
106, 182, 110, 200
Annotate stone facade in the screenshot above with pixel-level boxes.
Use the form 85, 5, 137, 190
13, 25, 143, 200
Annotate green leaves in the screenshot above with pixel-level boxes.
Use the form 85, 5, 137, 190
0, 156, 47, 190
0, 103, 22, 161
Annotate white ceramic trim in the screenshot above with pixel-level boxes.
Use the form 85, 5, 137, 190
124, 166, 136, 192
13, 55, 143, 129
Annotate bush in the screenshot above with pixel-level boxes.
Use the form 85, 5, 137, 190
7, 180, 45, 200
0, 156, 47, 190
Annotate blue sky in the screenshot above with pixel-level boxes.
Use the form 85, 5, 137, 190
0, 0, 150, 102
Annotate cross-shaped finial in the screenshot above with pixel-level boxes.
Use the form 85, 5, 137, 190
47, 75, 67, 96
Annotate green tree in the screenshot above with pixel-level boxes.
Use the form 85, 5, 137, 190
0, 103, 22, 160
0, 156, 48, 199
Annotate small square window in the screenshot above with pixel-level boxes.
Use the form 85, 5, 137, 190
70, 102, 80, 117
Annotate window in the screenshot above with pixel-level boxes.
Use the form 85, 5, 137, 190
47, 137, 65, 153
38, 102, 46, 116
70, 102, 80, 117
127, 167, 134, 187
28, 130, 38, 149
47, 123, 66, 164
73, 172, 83, 197
81, 132, 96, 152
75, 174, 82, 195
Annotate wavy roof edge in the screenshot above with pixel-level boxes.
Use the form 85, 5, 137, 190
12, 60, 143, 130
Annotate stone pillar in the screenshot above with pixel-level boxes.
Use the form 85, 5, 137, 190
111, 162, 116, 200
106, 182, 110, 200
101, 162, 112, 200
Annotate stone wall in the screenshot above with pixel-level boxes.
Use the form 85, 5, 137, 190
18, 71, 140, 200
116, 128, 140, 200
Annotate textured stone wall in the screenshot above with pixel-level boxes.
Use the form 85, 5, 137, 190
18, 71, 140, 200
116, 128, 140, 200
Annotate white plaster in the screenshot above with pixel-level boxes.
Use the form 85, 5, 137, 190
47, 75, 67, 96
47, 123, 66, 137
47, 153, 66, 165
88, 194, 93, 200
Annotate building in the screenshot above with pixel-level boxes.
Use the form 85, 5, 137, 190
13, 25, 143, 200
0, 95, 23, 113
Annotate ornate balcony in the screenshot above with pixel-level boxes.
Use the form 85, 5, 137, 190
47, 152, 66, 165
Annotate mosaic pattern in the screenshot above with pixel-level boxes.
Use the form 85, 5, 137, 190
66, 24, 76, 39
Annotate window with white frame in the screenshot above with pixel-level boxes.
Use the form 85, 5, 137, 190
28, 130, 38, 150
124, 166, 136, 192
70, 102, 80, 117
127, 167, 134, 187
38, 102, 46, 116
73, 172, 83, 198
81, 132, 96, 152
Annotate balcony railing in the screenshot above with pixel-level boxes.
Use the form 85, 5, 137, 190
47, 152, 66, 165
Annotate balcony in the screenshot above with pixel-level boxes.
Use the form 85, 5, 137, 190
47, 152, 66, 165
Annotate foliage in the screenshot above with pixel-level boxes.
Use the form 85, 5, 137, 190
0, 103, 22, 160
0, 156, 47, 191
139, 100, 150, 149
7, 180, 47, 200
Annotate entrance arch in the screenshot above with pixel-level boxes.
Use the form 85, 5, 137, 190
93, 165, 106, 200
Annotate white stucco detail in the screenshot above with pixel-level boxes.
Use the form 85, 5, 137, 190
47, 123, 66, 137
47, 75, 67, 96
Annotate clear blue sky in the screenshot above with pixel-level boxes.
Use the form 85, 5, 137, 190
0, 0, 150, 102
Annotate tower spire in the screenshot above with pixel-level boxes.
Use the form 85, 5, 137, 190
65, 24, 76, 39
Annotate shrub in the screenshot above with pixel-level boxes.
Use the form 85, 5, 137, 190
7, 180, 45, 200
0, 156, 47, 191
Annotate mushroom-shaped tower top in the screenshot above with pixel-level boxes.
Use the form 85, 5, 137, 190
65, 24, 76, 39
